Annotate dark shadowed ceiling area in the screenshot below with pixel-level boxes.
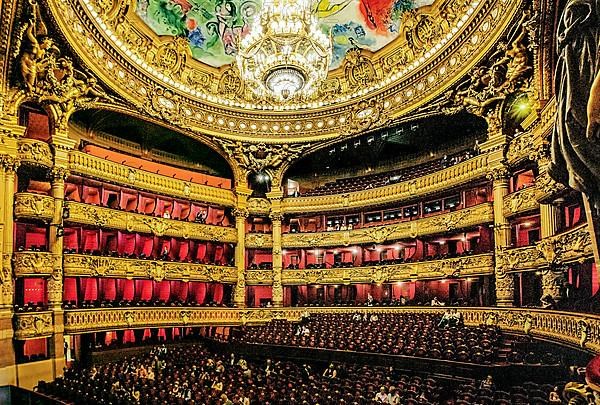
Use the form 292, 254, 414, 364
71, 109, 233, 178
286, 111, 487, 180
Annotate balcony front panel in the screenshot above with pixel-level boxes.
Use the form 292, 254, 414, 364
502, 187, 540, 217
14, 311, 54, 340
17, 139, 53, 168
246, 270, 274, 286
13, 252, 58, 277
14, 193, 55, 222
63, 254, 236, 283
245, 233, 273, 249
282, 155, 488, 214
281, 203, 493, 248
63, 306, 600, 353
65, 202, 236, 243
281, 253, 494, 285
68, 151, 236, 207
499, 224, 594, 272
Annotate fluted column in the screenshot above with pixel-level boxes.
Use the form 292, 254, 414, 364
0, 157, 19, 309
270, 212, 284, 307
540, 203, 565, 300
489, 168, 514, 307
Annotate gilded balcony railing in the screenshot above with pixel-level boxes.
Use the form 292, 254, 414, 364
14, 193, 55, 222
65, 201, 237, 243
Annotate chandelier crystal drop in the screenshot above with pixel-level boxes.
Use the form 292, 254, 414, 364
236, 0, 332, 102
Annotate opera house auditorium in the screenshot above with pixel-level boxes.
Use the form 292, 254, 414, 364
0, 0, 599, 403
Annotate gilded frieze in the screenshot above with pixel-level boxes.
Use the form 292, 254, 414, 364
14, 193, 55, 221
45, 0, 521, 140
17, 139, 53, 168
281, 253, 494, 285
282, 203, 493, 248
65, 201, 236, 243
13, 251, 58, 277
502, 187, 540, 217
284, 155, 488, 214
13, 311, 54, 339
63, 254, 237, 283
67, 151, 236, 207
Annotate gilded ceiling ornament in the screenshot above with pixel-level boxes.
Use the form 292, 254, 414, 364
344, 98, 389, 135
218, 68, 244, 99
344, 48, 377, 90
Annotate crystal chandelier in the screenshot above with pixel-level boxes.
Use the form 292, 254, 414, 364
236, 0, 332, 102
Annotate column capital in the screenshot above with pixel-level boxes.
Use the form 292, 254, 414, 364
486, 165, 511, 182
48, 167, 70, 182
233, 208, 249, 219
269, 212, 284, 223
0, 155, 20, 174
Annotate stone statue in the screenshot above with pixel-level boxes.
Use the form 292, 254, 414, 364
550, 0, 600, 212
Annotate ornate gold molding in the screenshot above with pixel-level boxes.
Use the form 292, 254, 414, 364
245, 270, 275, 286
44, 0, 521, 141
282, 253, 494, 285
65, 202, 236, 243
62, 306, 600, 353
68, 151, 236, 207
14, 311, 54, 339
502, 187, 540, 217
497, 224, 594, 273
63, 254, 236, 283
245, 233, 274, 249
283, 203, 493, 248
14, 192, 55, 221
13, 252, 58, 277
17, 139, 53, 168
283, 155, 489, 213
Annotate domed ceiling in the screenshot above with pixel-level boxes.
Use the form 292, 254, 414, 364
136, 0, 434, 69
47, 0, 522, 140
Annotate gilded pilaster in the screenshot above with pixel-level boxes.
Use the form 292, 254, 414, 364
233, 187, 250, 307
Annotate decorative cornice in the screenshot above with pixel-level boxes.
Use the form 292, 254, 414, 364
17, 139, 53, 168
13, 311, 54, 340
13, 252, 59, 277
63, 254, 237, 283
68, 151, 236, 207
282, 253, 494, 285
65, 202, 237, 243
282, 203, 493, 248
502, 187, 540, 217
283, 154, 489, 213
14, 192, 55, 221
62, 306, 600, 353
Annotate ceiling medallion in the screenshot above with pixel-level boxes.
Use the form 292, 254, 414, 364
236, 0, 332, 102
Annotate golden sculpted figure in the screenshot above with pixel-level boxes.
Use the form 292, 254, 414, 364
550, 0, 600, 211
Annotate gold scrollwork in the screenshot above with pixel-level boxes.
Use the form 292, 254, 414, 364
14, 192, 54, 221
14, 312, 53, 339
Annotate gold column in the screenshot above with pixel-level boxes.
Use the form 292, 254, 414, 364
489, 168, 514, 307
47, 134, 75, 378
270, 212, 284, 307
0, 118, 23, 386
233, 187, 250, 307
540, 203, 565, 300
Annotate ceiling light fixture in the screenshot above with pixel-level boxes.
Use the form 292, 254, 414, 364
237, 0, 332, 102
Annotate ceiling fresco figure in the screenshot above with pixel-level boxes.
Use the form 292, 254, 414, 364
136, 0, 433, 69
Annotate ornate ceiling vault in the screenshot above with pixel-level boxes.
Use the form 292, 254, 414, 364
6, 0, 525, 144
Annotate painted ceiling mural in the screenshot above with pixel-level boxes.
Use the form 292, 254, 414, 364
136, 0, 435, 69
